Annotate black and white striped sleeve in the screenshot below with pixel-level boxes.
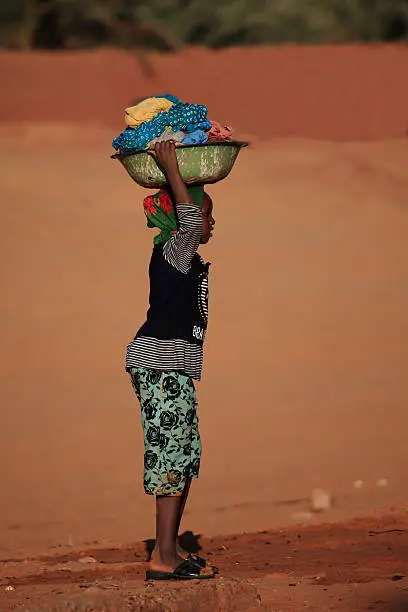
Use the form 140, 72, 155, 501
163, 203, 202, 274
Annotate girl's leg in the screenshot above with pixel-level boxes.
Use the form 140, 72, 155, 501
151, 485, 213, 574
175, 380, 200, 554
129, 368, 208, 572
150, 495, 184, 571
176, 477, 192, 554
151, 477, 192, 558
178, 478, 192, 534
151, 477, 193, 560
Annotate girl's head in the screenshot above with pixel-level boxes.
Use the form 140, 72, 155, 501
200, 192, 215, 244
143, 187, 215, 245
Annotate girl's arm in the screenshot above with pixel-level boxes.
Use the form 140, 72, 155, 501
154, 142, 202, 274
154, 141, 193, 205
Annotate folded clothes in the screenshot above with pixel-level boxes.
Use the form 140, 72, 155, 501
207, 120, 233, 141
182, 130, 209, 146
124, 97, 174, 128
112, 100, 209, 152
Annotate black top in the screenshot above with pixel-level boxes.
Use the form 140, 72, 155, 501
136, 244, 209, 346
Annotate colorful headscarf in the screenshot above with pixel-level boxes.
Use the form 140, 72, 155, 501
143, 186, 204, 245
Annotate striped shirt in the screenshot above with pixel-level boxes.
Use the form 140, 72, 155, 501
126, 203, 207, 380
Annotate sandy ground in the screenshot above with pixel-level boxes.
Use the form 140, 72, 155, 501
1, 122, 408, 609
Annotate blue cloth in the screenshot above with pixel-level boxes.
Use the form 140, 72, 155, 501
184, 120, 211, 133
182, 130, 209, 146
112, 99, 210, 153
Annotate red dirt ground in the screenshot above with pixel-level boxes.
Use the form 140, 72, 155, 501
1, 514, 408, 611
1, 45, 408, 139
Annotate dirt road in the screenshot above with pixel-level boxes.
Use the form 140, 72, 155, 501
1, 513, 408, 610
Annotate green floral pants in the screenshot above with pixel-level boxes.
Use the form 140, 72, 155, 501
128, 367, 202, 496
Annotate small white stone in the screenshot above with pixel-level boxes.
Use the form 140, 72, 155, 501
311, 488, 332, 512
354, 480, 364, 489
377, 478, 389, 487
4, 585, 15, 592
83, 586, 103, 595
78, 555, 98, 564
291, 511, 313, 522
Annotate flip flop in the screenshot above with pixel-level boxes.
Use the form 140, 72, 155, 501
187, 553, 219, 574
146, 558, 215, 581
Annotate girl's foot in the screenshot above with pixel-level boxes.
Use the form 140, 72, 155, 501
150, 543, 188, 563
176, 543, 219, 574
176, 542, 190, 558
149, 550, 185, 573
146, 558, 215, 581
150, 547, 214, 576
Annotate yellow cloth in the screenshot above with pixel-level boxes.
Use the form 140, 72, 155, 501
124, 97, 174, 128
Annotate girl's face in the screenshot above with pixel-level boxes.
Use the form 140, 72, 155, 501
200, 193, 215, 244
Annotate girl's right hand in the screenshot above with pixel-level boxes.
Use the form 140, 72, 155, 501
153, 141, 180, 178
151, 141, 192, 206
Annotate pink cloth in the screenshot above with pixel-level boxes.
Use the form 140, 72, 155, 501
207, 120, 233, 141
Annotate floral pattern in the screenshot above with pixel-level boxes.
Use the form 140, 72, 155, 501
143, 198, 157, 217
128, 367, 201, 496
158, 191, 174, 214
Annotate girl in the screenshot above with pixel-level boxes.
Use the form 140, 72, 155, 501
126, 141, 216, 580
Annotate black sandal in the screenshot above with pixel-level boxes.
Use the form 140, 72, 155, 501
188, 553, 219, 574
146, 558, 215, 581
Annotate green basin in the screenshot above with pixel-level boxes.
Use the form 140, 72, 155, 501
112, 141, 248, 189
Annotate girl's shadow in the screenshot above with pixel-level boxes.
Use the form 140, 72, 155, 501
144, 531, 202, 561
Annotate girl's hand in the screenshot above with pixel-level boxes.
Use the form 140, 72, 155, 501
153, 141, 180, 178
150, 141, 192, 205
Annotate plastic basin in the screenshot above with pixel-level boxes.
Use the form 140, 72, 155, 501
111, 141, 248, 189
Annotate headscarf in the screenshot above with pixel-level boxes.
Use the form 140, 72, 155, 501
143, 185, 204, 245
